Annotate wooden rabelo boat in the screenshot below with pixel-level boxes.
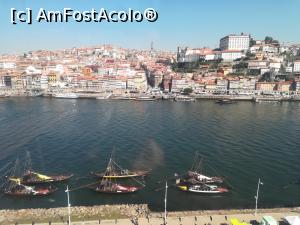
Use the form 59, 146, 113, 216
21, 170, 73, 185
177, 183, 229, 194
175, 152, 229, 194
91, 157, 150, 179
93, 181, 143, 194
90, 156, 145, 194
183, 152, 225, 184
19, 152, 73, 185
3, 178, 57, 196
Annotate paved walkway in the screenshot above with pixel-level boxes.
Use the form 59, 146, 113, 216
21, 211, 299, 225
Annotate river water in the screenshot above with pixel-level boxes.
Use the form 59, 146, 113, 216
0, 98, 299, 211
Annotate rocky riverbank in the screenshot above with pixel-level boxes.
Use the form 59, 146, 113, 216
0, 204, 149, 224
0, 205, 299, 225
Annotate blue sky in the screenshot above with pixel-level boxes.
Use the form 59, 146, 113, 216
0, 0, 299, 54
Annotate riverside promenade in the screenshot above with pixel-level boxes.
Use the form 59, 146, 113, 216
1, 206, 299, 225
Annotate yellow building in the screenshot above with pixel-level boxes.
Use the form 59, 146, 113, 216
82, 67, 93, 77
256, 82, 276, 92
48, 72, 57, 84
256, 51, 264, 61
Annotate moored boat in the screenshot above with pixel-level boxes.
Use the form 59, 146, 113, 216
52, 93, 78, 99
215, 99, 237, 104
91, 169, 150, 179
174, 96, 196, 102
135, 96, 156, 101
21, 170, 73, 185
181, 152, 225, 184
89, 153, 146, 194
91, 157, 150, 179
177, 183, 229, 194
4, 184, 58, 196
186, 171, 224, 184
3, 178, 57, 196
92, 182, 143, 194
112, 96, 136, 100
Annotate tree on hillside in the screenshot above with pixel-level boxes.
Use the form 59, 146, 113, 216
265, 36, 279, 46
265, 36, 273, 44
183, 87, 193, 95
250, 38, 256, 47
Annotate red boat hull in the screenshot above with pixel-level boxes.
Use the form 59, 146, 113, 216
93, 184, 143, 194
4, 186, 58, 196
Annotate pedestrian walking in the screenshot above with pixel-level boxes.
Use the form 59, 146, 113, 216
210, 216, 213, 221
225, 215, 228, 221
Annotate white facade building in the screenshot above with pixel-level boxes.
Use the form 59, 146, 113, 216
221, 51, 242, 61
286, 66, 293, 73
248, 60, 268, 70
220, 34, 250, 51
40, 75, 49, 89
293, 61, 300, 72
0, 62, 16, 69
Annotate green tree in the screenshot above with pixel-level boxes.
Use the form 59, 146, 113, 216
265, 36, 273, 44
183, 87, 193, 95
250, 38, 256, 47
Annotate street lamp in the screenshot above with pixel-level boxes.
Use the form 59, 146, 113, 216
254, 178, 263, 217
164, 181, 168, 225
65, 186, 72, 225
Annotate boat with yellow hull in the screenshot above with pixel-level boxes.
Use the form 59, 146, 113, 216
91, 170, 150, 179
21, 170, 74, 185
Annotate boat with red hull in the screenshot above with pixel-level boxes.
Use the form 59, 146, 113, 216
4, 184, 58, 196
89, 153, 145, 194
93, 182, 143, 194
2, 176, 58, 197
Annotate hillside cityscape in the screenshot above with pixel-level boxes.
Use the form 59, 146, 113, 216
1, 33, 300, 100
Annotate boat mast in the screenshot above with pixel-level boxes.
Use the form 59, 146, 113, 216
164, 181, 168, 225
254, 178, 263, 217
65, 186, 72, 225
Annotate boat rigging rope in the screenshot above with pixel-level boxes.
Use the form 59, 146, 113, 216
68, 180, 102, 192
0, 162, 12, 174
110, 159, 146, 187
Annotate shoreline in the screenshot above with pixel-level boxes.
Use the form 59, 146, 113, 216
1, 94, 300, 102
1, 205, 299, 224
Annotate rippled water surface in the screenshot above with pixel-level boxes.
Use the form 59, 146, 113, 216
0, 98, 299, 211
